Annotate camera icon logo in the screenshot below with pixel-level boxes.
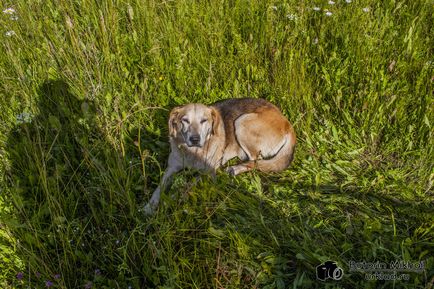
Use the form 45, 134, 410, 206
316, 260, 344, 281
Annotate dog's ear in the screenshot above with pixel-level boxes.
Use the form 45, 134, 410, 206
168, 106, 182, 137
210, 107, 220, 135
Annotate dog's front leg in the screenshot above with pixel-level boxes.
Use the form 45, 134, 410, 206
143, 160, 183, 215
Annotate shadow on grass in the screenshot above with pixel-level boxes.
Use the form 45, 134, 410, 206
3, 79, 121, 287
6, 79, 104, 215
3, 79, 178, 288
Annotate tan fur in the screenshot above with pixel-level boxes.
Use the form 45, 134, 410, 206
143, 98, 296, 214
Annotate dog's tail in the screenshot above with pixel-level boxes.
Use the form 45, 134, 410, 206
254, 132, 296, 173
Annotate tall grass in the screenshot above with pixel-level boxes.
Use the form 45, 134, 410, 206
0, 0, 433, 288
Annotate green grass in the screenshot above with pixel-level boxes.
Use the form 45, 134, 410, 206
0, 0, 433, 288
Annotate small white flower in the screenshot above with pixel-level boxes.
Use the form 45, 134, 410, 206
16, 112, 33, 124
10, 15, 18, 20
328, 1, 335, 5
313, 7, 321, 11
345, 0, 352, 3
313, 38, 319, 45
271, 5, 278, 11
325, 11, 333, 16
362, 7, 370, 12
286, 14, 298, 20
3, 8, 16, 14
5, 30, 16, 37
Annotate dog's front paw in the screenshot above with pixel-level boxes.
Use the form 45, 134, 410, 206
226, 164, 252, 176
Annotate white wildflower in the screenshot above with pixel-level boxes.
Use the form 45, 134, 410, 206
328, 1, 335, 5
313, 7, 321, 11
313, 37, 319, 45
16, 112, 33, 124
3, 8, 16, 14
345, 0, 352, 3
10, 15, 18, 20
5, 30, 16, 37
325, 11, 333, 16
286, 14, 298, 21
362, 7, 370, 12
271, 5, 278, 11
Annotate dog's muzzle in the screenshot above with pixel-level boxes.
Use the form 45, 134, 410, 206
188, 135, 201, 147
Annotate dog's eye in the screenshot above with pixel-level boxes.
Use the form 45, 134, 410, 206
200, 119, 208, 124
181, 118, 190, 124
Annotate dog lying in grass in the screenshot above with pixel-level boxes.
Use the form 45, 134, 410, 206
144, 98, 296, 214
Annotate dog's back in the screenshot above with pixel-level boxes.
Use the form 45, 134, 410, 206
212, 98, 281, 147
212, 98, 278, 119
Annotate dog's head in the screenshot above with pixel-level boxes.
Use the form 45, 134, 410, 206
168, 104, 220, 148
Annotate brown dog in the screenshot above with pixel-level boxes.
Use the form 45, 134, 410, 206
144, 98, 296, 214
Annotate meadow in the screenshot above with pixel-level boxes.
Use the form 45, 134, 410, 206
0, 0, 433, 288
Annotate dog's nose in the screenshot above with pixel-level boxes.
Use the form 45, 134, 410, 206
189, 135, 201, 145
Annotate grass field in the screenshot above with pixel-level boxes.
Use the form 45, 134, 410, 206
0, 0, 433, 288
